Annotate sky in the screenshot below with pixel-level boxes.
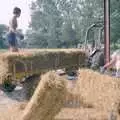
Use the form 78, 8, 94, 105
0, 0, 35, 33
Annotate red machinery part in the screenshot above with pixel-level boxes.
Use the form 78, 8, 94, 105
104, 0, 110, 64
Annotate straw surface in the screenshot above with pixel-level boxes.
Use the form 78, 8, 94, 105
0, 49, 86, 82
77, 69, 120, 112
55, 69, 120, 120
21, 71, 67, 120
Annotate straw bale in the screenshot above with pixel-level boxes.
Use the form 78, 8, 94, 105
0, 57, 9, 84
55, 108, 109, 120
77, 69, 120, 112
55, 69, 120, 120
21, 71, 67, 120
0, 49, 86, 82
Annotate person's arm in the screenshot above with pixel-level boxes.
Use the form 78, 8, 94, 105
103, 58, 116, 69
100, 59, 115, 73
100, 53, 117, 73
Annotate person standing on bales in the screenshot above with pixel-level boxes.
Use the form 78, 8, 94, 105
7, 7, 21, 52
100, 49, 120, 77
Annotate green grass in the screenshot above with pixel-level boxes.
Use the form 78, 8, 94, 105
0, 49, 7, 52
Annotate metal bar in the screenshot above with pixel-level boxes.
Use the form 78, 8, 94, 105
104, 0, 110, 64
84, 24, 96, 49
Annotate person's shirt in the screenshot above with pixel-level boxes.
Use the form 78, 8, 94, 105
111, 50, 120, 70
9, 16, 18, 33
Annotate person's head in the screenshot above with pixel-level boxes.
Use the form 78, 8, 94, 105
13, 7, 21, 17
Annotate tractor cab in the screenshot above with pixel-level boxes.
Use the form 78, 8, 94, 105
84, 22, 105, 69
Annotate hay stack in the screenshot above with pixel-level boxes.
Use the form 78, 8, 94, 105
55, 108, 109, 120
77, 69, 120, 112
0, 57, 9, 84
0, 49, 86, 82
21, 71, 67, 120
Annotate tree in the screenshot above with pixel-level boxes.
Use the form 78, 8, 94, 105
110, 0, 120, 48
0, 24, 7, 49
26, 0, 63, 48
25, 0, 104, 48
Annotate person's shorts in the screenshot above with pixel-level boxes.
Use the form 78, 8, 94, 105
7, 32, 17, 47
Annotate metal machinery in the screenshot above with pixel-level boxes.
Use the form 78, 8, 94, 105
104, 0, 110, 64
85, 22, 105, 69
85, 0, 111, 69
84, 21, 104, 50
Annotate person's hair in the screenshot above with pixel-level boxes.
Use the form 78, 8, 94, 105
13, 7, 21, 15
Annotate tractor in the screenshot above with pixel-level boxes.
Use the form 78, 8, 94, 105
84, 22, 105, 70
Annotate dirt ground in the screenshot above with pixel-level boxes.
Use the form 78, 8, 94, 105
0, 91, 25, 120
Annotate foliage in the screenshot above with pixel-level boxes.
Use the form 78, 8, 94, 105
110, 0, 120, 47
24, 0, 119, 49
0, 24, 8, 49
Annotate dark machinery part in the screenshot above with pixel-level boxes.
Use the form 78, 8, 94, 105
84, 22, 105, 69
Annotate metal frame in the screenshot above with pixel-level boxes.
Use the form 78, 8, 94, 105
84, 22, 103, 50
104, 0, 110, 64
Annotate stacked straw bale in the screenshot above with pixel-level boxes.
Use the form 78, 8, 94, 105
21, 71, 67, 120
55, 69, 120, 120
55, 108, 108, 120
0, 49, 86, 82
0, 57, 9, 84
77, 69, 120, 112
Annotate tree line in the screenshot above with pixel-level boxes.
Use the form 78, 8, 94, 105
0, 0, 120, 49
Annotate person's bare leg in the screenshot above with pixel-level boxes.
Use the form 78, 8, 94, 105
11, 46, 19, 52
9, 46, 13, 52
15, 47, 19, 52
11, 47, 15, 52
